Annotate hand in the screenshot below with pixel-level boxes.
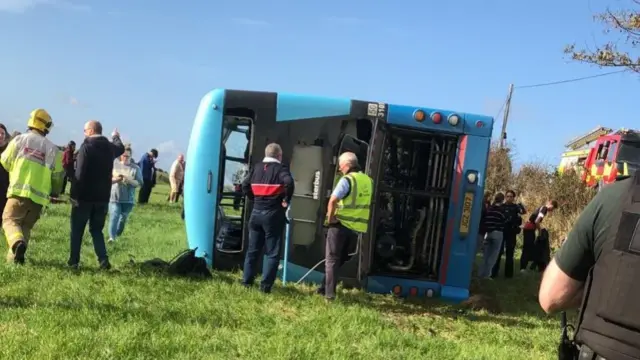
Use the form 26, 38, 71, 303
281, 201, 288, 208
112, 128, 120, 137
328, 216, 338, 224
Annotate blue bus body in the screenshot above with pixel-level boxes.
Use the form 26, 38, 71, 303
184, 89, 493, 303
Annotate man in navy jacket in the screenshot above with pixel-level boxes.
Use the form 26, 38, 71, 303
137, 149, 158, 204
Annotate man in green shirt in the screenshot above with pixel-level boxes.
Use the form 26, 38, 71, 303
539, 176, 639, 359
539, 179, 622, 312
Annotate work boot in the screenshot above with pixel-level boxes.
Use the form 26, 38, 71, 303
12, 241, 27, 265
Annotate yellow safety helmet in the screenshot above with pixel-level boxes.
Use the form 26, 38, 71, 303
26, 108, 53, 134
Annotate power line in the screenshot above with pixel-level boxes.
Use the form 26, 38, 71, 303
515, 69, 627, 89
494, 98, 506, 120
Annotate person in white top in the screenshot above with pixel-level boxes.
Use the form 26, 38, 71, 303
168, 154, 185, 202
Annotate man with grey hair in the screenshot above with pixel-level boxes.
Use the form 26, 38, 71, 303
241, 142, 294, 293
318, 151, 373, 301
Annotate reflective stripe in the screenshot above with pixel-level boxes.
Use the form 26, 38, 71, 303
8, 182, 51, 200
334, 215, 369, 224
7, 232, 24, 242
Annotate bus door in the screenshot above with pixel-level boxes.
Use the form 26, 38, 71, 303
358, 116, 386, 286
216, 116, 252, 255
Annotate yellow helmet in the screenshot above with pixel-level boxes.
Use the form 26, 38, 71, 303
27, 108, 53, 134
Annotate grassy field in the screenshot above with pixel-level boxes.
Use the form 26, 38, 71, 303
0, 184, 565, 360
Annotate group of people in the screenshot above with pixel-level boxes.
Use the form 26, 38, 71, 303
0, 108, 171, 269
477, 189, 558, 280
239, 143, 373, 301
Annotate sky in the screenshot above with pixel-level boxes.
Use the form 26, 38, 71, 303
0, 0, 637, 171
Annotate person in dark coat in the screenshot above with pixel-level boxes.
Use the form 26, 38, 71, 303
68, 121, 125, 270
0, 124, 11, 224
61, 140, 76, 194
137, 149, 158, 204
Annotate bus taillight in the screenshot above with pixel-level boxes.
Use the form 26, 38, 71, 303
432, 112, 442, 124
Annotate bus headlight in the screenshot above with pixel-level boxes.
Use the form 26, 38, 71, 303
467, 172, 477, 184
448, 114, 460, 126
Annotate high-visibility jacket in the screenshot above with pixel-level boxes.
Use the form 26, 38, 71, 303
334, 171, 373, 233
0, 131, 64, 206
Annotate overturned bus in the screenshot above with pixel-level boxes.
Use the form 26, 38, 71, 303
183, 89, 493, 303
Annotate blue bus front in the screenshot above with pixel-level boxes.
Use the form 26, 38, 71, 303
184, 89, 492, 303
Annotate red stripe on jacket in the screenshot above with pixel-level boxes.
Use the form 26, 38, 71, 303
251, 183, 284, 196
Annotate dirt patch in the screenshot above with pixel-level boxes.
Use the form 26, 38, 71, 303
460, 294, 502, 314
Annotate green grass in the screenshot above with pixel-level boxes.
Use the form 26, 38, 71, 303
0, 184, 565, 360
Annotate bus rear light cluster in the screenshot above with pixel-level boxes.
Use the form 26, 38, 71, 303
414, 109, 459, 126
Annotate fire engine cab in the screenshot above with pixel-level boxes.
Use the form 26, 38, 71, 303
559, 126, 640, 187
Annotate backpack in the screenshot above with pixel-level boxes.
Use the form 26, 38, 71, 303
136, 248, 212, 279
166, 248, 212, 278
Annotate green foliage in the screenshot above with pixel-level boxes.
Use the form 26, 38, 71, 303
485, 144, 596, 247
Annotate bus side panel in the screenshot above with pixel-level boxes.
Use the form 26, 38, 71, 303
276, 93, 351, 122
184, 89, 225, 266
438, 134, 490, 303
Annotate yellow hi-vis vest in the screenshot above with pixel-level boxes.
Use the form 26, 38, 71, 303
335, 172, 373, 233
0, 131, 64, 206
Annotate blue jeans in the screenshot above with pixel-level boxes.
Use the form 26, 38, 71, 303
108, 202, 134, 240
69, 202, 109, 266
242, 208, 285, 291
479, 230, 503, 278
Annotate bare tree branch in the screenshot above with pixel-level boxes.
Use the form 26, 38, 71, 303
566, 1, 640, 73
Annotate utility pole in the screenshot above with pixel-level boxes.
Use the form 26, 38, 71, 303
499, 83, 514, 149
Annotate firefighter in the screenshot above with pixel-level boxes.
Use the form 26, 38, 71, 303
539, 172, 640, 359
0, 109, 64, 264
318, 151, 373, 301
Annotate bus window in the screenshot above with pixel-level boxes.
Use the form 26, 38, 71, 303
606, 141, 618, 163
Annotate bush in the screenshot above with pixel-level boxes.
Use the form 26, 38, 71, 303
156, 169, 170, 184
485, 142, 597, 248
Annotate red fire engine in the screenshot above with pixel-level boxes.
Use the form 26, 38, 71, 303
558, 126, 640, 187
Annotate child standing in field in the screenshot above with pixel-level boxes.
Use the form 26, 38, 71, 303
108, 147, 143, 242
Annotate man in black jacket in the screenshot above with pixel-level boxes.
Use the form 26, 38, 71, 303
241, 143, 294, 293
68, 120, 125, 270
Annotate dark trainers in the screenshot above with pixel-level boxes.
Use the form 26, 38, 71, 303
12, 241, 26, 265
99, 260, 112, 270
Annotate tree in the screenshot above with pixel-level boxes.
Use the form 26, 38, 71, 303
565, 1, 640, 73
231, 165, 248, 184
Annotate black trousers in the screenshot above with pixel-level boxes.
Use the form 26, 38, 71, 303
138, 182, 153, 203
492, 230, 517, 278
68, 202, 109, 266
322, 223, 357, 299
520, 228, 536, 270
